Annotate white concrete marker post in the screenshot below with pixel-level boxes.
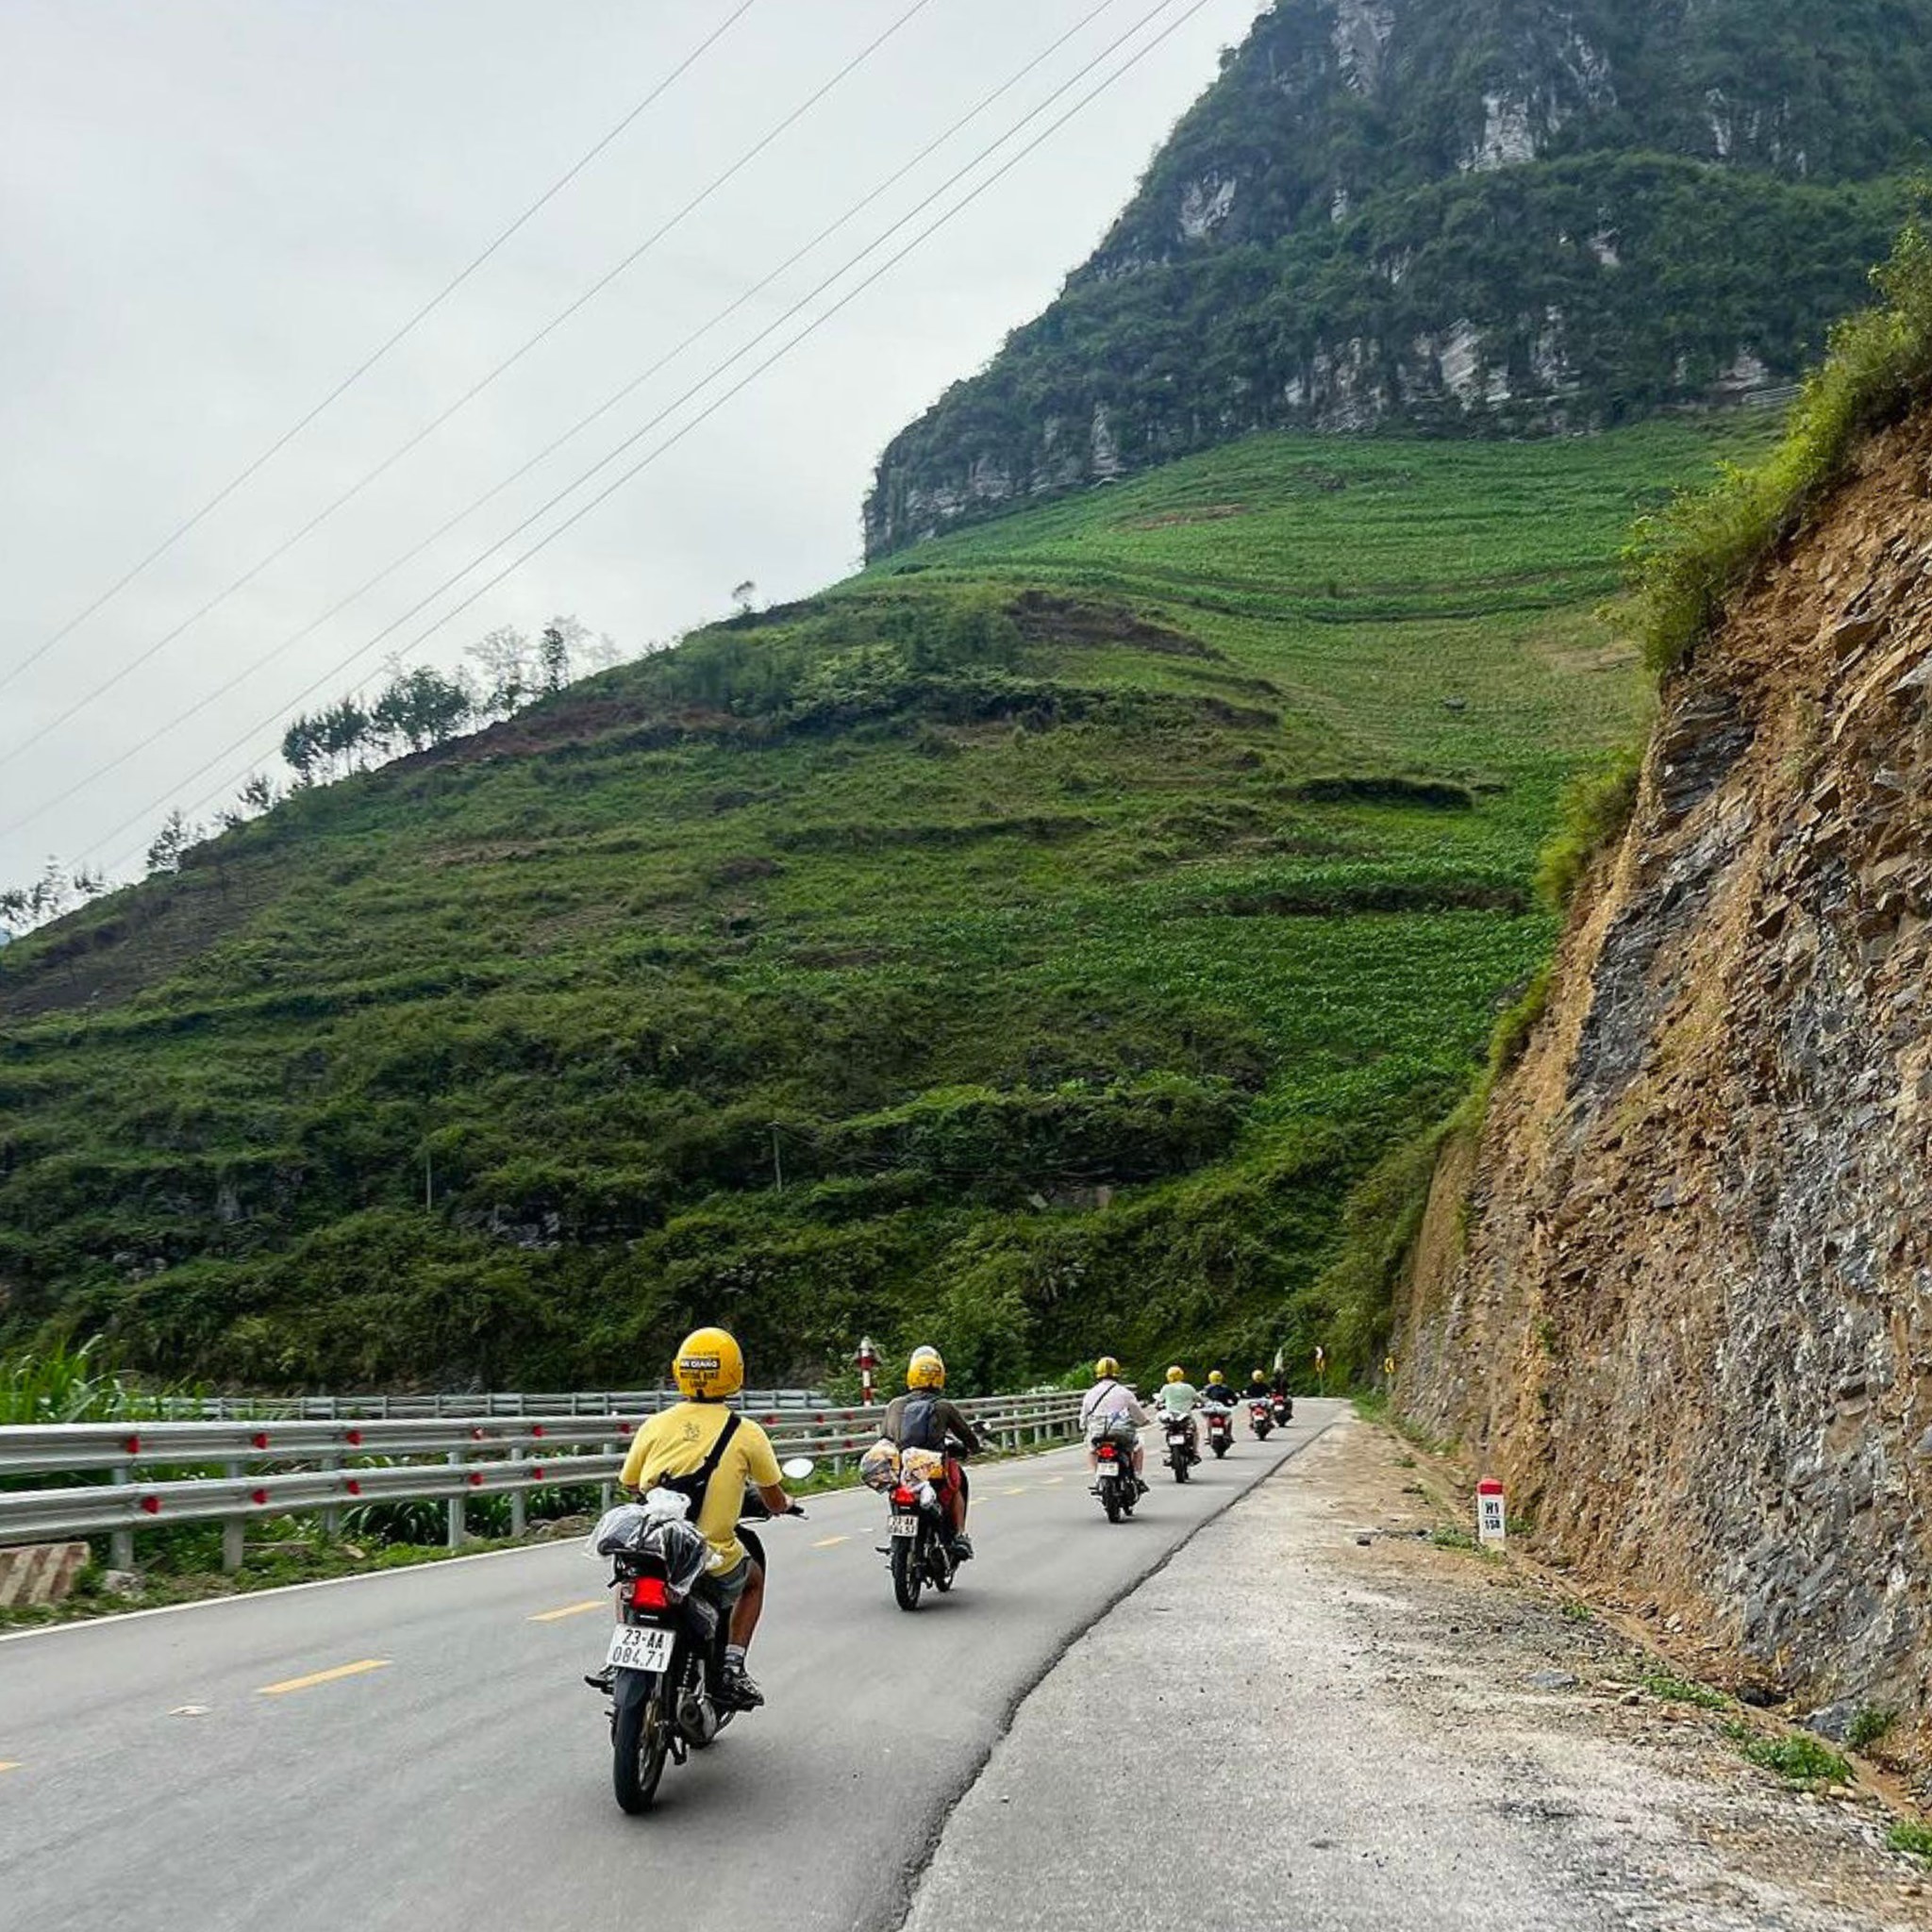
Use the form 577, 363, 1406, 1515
1476, 1476, 1507, 1546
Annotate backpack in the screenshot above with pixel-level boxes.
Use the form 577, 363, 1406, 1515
897, 1393, 946, 1451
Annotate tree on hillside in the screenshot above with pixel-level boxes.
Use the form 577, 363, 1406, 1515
0, 856, 93, 931
144, 809, 200, 876
372, 666, 475, 752
280, 714, 323, 788
730, 579, 758, 615
466, 625, 532, 719
538, 614, 590, 693
218, 773, 281, 832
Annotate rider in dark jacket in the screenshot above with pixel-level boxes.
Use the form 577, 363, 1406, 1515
883, 1348, 980, 1557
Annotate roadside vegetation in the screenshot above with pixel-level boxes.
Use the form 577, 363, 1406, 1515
0, 419, 1767, 1394
1634, 211, 1932, 676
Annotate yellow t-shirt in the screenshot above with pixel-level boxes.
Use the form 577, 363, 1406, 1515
619, 1403, 781, 1573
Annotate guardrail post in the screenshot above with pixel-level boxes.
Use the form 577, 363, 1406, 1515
509, 1446, 526, 1538
108, 1461, 136, 1573
321, 1455, 341, 1540
446, 1449, 466, 1549
222, 1460, 246, 1573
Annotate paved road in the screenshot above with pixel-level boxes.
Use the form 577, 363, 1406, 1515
0, 1403, 1341, 1932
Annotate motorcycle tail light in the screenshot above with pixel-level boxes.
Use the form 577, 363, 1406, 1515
1095, 1442, 1118, 1460
891, 1485, 918, 1507
628, 1575, 672, 1610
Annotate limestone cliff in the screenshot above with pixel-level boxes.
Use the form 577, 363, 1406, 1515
1394, 407, 1932, 1742
867, 0, 1932, 555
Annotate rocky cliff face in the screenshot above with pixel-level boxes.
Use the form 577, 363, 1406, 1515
866, 0, 1929, 555
1393, 407, 1932, 1740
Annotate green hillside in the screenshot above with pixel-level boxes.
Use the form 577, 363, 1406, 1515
866, 0, 1926, 552
0, 416, 1767, 1391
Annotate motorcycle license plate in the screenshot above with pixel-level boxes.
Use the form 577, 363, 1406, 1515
890, 1515, 920, 1537
606, 1624, 675, 1674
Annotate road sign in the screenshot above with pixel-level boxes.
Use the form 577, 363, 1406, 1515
1476, 1477, 1507, 1545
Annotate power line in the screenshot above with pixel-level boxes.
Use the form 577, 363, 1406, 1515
0, 0, 758, 697
94, 0, 1216, 874
0, 0, 938, 766
0, 0, 1130, 847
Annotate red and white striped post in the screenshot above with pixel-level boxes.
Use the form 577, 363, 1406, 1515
857, 1336, 878, 1410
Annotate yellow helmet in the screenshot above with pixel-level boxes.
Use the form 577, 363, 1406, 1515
1165, 1365, 1186, 1384
673, 1325, 743, 1401
1251, 1369, 1267, 1386
1094, 1355, 1121, 1380
1208, 1369, 1225, 1385
908, 1346, 946, 1391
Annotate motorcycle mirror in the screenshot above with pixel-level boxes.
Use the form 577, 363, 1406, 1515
780, 1457, 815, 1482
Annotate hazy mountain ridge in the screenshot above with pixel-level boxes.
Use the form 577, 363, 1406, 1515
865, 0, 1931, 554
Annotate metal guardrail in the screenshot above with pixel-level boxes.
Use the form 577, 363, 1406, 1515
0, 1391, 1087, 1572
154, 1388, 830, 1420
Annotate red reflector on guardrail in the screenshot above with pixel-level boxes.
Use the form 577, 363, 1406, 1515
346, 1480, 363, 1496
530, 1424, 545, 1438
468, 1473, 484, 1487
530, 1467, 545, 1481
125, 1435, 141, 1455
345, 1430, 363, 1446
251, 1432, 269, 1450
251, 1489, 268, 1506
139, 1496, 160, 1514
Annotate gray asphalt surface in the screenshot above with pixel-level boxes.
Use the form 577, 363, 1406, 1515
0, 1404, 1338, 1932
905, 1415, 1607, 1932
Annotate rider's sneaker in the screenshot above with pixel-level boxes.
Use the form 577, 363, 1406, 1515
1135, 1476, 1151, 1496
721, 1663, 765, 1710
950, 1531, 974, 1562
583, 1666, 615, 1694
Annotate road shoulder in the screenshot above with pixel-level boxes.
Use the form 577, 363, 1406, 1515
900, 1415, 1932, 1932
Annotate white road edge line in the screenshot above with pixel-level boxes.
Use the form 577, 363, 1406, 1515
0, 1538, 570, 1645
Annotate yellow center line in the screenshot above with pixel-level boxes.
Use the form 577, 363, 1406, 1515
0, 1761, 21, 1774
527, 1599, 607, 1623
1039, 1475, 1065, 1486
256, 1658, 390, 1697
1001, 1485, 1029, 1495
811, 1535, 851, 1549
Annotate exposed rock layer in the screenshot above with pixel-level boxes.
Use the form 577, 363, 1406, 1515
867, 0, 1928, 554
1394, 408, 1932, 1736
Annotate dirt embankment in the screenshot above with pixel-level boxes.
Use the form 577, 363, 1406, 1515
1393, 409, 1932, 1763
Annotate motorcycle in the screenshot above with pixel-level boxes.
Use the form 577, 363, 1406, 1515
1163, 1412, 1197, 1483
879, 1445, 959, 1612
592, 1456, 812, 1815
1205, 1405, 1234, 1458
1249, 1397, 1273, 1441
1270, 1391, 1294, 1428
1091, 1428, 1140, 1523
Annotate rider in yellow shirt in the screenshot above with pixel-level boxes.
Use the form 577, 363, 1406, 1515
616, 1326, 795, 1708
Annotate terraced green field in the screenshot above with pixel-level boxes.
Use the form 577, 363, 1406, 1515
0, 416, 1771, 1391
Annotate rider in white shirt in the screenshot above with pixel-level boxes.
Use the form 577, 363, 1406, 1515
1081, 1356, 1149, 1491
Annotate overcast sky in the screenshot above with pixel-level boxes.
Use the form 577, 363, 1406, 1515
0, 0, 1266, 890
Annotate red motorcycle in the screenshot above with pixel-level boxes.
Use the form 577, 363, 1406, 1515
1205, 1406, 1234, 1458
1249, 1398, 1274, 1441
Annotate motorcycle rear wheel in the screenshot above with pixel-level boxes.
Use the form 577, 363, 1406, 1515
1102, 1484, 1122, 1524
612, 1675, 672, 1815
891, 1536, 924, 1611
1212, 1440, 1229, 1457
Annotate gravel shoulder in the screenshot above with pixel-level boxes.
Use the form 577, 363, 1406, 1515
901, 1414, 1932, 1932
